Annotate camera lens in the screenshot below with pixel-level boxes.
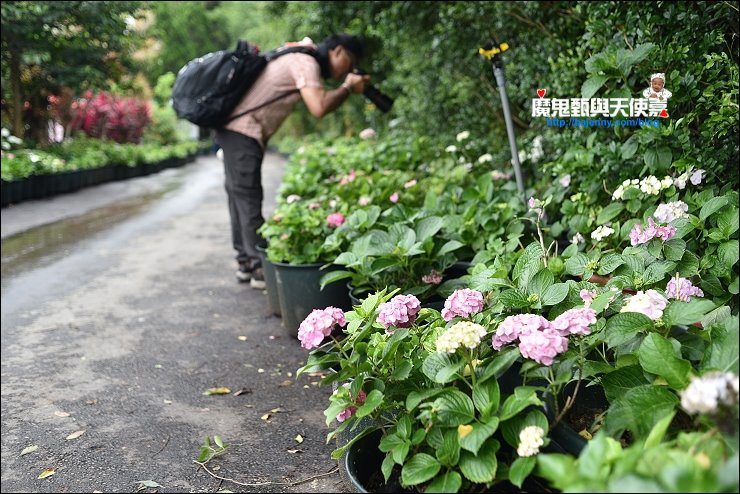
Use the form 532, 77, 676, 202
363, 85, 394, 113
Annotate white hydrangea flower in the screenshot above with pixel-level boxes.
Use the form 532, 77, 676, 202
680, 372, 739, 415
690, 169, 706, 185
456, 131, 470, 142
359, 128, 377, 140
517, 426, 545, 457
529, 135, 544, 162
654, 201, 689, 224
435, 321, 487, 353
612, 185, 625, 200
620, 290, 668, 320
478, 153, 493, 164
570, 232, 585, 245
591, 225, 615, 241
640, 176, 662, 195
660, 176, 674, 189
674, 172, 689, 190
445, 145, 457, 153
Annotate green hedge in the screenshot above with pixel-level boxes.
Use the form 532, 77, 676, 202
1, 139, 208, 181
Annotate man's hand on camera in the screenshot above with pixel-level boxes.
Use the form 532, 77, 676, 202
343, 73, 370, 94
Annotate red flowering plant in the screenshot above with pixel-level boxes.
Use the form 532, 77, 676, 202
65, 91, 151, 144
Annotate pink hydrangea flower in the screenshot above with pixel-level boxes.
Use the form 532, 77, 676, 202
441, 289, 485, 321
358, 196, 371, 206
297, 307, 347, 350
308, 202, 321, 209
492, 314, 549, 350
339, 170, 357, 186
550, 308, 597, 336
630, 217, 677, 246
390, 192, 399, 203
377, 294, 422, 330
286, 194, 301, 203
559, 175, 571, 187
336, 388, 367, 422
422, 270, 442, 285
326, 212, 345, 227
518, 327, 569, 366
404, 179, 417, 189
666, 277, 704, 302
579, 289, 597, 306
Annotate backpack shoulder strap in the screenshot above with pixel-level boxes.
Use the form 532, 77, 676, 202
264, 45, 317, 61
223, 46, 318, 124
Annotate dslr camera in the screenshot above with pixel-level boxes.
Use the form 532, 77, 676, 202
353, 68, 394, 113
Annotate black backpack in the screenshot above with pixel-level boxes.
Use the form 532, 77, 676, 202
171, 40, 315, 128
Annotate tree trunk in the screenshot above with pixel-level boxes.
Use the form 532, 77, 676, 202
9, 49, 24, 139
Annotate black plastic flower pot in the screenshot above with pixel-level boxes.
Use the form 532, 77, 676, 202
444, 260, 473, 281
543, 380, 608, 456
272, 261, 352, 338
256, 245, 281, 317
343, 428, 384, 493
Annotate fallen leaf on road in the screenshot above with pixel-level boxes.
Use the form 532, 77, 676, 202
238, 335, 248, 341
279, 379, 292, 387
37, 468, 56, 479
135, 480, 163, 492
269, 407, 282, 413
233, 388, 252, 396
295, 434, 304, 444
20, 445, 38, 456
66, 430, 85, 440
203, 387, 231, 395
286, 449, 303, 454
163, 399, 172, 404
154, 364, 163, 369
257, 368, 265, 373
54, 411, 70, 418
260, 413, 270, 421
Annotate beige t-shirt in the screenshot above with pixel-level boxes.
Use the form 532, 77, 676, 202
223, 53, 322, 149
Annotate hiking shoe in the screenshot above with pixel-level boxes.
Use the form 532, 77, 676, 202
236, 262, 251, 283
249, 266, 266, 289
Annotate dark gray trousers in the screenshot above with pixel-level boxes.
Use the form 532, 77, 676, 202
215, 129, 265, 268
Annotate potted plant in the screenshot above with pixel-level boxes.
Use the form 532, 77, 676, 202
296, 286, 574, 492
257, 196, 353, 338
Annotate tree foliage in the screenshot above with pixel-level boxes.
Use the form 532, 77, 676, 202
1, 1, 144, 143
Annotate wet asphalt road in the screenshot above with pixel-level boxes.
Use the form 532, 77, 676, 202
1, 153, 349, 493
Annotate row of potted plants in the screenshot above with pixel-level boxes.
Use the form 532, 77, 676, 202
261, 129, 738, 492
1, 136, 211, 207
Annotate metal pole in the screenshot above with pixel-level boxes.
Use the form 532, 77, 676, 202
492, 65, 525, 199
